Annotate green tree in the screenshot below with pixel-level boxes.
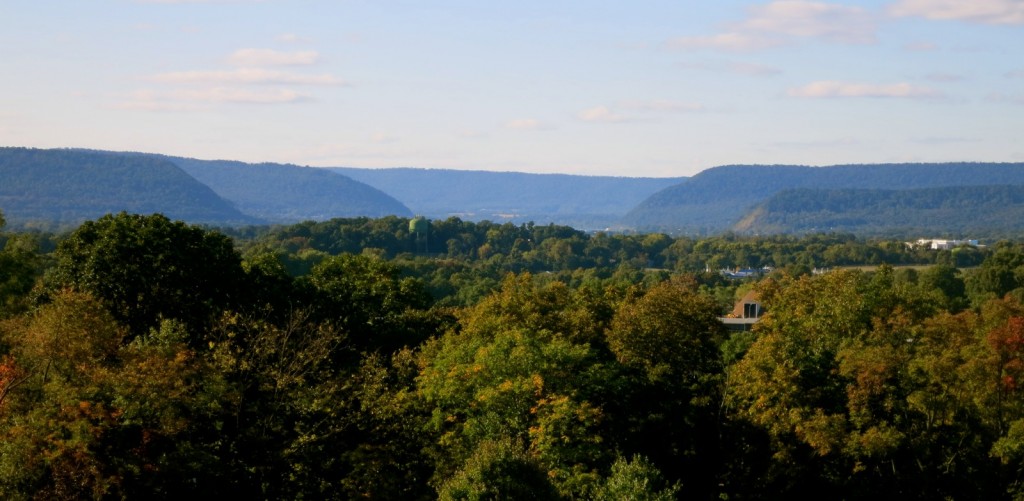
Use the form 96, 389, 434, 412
418, 274, 614, 497
306, 253, 434, 355
604, 276, 726, 497
47, 212, 245, 341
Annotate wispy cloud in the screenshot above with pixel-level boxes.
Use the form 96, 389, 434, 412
147, 68, 346, 85
742, 1, 876, 42
504, 118, 554, 131
669, 1, 877, 51
1007, 68, 1024, 78
123, 46, 346, 111
227, 48, 319, 66
577, 106, 630, 123
787, 80, 942, 98
889, 0, 1024, 25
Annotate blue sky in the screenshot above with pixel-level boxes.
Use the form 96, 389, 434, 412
2, 0, 1022, 177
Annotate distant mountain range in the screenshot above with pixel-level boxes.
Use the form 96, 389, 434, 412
0, 147, 680, 230
4, 147, 1024, 237
624, 163, 1024, 236
330, 167, 686, 230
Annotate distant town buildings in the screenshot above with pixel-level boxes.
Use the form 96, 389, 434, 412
911, 239, 981, 250
713, 266, 773, 279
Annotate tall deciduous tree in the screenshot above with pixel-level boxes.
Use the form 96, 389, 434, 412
604, 276, 726, 498
48, 212, 245, 341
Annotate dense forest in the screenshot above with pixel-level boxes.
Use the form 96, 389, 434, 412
161, 155, 413, 222
0, 148, 256, 228
4, 210, 1024, 499
625, 162, 1024, 234
734, 185, 1024, 236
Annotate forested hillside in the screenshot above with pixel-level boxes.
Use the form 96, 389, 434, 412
734, 185, 1024, 236
624, 162, 1024, 234
161, 156, 413, 222
0, 147, 256, 228
331, 167, 686, 229
5, 212, 1024, 498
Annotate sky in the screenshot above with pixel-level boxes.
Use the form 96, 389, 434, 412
1, 0, 1022, 177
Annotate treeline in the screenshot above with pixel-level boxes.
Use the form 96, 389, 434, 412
236, 215, 980, 272
3, 212, 1024, 498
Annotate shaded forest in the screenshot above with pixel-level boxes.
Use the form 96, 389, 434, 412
734, 185, 1024, 236
0, 148, 255, 228
625, 162, 1024, 234
3, 211, 1024, 499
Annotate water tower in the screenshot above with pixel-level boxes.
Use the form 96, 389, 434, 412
409, 216, 429, 253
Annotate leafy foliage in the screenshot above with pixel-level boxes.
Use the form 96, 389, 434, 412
4, 213, 1024, 499
47, 212, 245, 339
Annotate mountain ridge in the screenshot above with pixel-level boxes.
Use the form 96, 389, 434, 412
0, 147, 258, 228
623, 162, 1024, 234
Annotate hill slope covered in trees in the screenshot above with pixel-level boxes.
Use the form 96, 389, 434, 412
161, 156, 413, 222
733, 185, 1024, 236
624, 163, 1024, 234
330, 167, 686, 229
0, 147, 256, 227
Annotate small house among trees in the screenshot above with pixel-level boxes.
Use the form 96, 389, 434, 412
719, 290, 763, 332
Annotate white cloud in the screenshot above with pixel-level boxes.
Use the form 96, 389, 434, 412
504, 118, 553, 130
124, 46, 343, 111
147, 68, 346, 85
889, 0, 1024, 25
228, 48, 319, 66
1007, 69, 1024, 78
577, 106, 629, 123
744, 1, 876, 42
669, 1, 876, 51
787, 80, 943, 98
